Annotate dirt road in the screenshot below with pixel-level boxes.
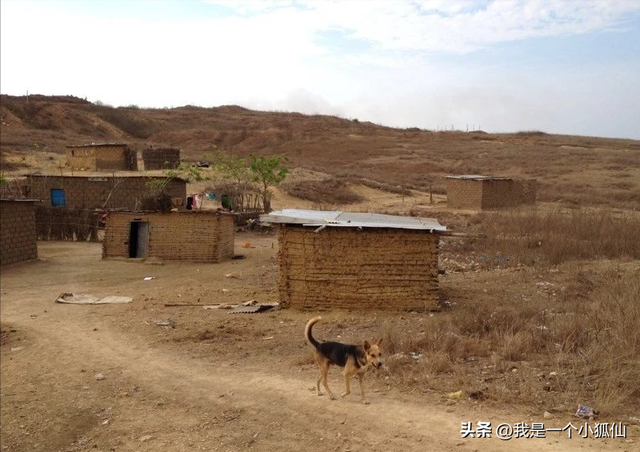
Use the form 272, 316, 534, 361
1, 240, 634, 451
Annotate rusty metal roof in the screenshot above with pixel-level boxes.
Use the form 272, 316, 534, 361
260, 209, 446, 232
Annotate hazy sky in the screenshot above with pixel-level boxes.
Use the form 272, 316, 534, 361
2, 0, 640, 139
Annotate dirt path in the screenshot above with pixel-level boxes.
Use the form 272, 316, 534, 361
1, 242, 633, 452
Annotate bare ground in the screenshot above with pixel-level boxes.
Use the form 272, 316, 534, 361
1, 238, 637, 452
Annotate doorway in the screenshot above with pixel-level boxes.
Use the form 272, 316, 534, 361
129, 221, 150, 258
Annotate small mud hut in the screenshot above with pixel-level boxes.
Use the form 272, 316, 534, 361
103, 211, 235, 262
260, 209, 447, 311
445, 175, 537, 210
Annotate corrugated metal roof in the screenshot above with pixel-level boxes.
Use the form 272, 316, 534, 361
260, 209, 446, 232
445, 175, 513, 181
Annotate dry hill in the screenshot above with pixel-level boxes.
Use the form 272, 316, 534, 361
1, 94, 639, 209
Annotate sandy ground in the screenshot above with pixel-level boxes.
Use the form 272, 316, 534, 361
1, 237, 637, 452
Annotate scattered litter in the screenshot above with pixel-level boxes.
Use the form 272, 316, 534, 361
448, 390, 464, 400
231, 254, 246, 260
101, 419, 110, 425
221, 289, 230, 294
262, 336, 274, 340
224, 273, 238, 279
230, 300, 279, 314
468, 391, 485, 401
139, 435, 154, 442
56, 293, 132, 305
241, 241, 255, 248
95, 373, 106, 381
155, 319, 176, 328
10, 346, 24, 352
143, 276, 156, 281
409, 352, 422, 361
575, 404, 598, 418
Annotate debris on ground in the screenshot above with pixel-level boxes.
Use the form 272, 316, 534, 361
575, 404, 598, 418
155, 319, 176, 328
199, 299, 279, 314
241, 241, 255, 248
56, 293, 132, 305
448, 390, 464, 399
95, 373, 106, 381
143, 276, 156, 281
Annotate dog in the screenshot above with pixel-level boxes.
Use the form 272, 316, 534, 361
305, 316, 383, 404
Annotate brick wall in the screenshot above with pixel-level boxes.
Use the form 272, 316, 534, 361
102, 211, 235, 262
28, 176, 186, 210
445, 179, 483, 209
278, 226, 440, 311
1, 200, 38, 266
481, 179, 520, 209
142, 148, 181, 170
66, 145, 137, 171
447, 178, 536, 210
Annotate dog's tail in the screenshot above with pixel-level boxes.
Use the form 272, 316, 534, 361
305, 316, 322, 349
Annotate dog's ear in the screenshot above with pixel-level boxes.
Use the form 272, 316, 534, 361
376, 338, 383, 346
363, 340, 371, 350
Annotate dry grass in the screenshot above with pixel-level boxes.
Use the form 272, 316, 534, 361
280, 177, 364, 204
451, 207, 640, 267
381, 268, 640, 415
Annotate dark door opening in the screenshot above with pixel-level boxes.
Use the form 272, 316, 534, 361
129, 221, 150, 258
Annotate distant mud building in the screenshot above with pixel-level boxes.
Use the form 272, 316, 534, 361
445, 175, 536, 210
1, 199, 38, 266
66, 143, 138, 171
103, 211, 235, 262
261, 209, 447, 311
27, 175, 186, 210
142, 147, 181, 170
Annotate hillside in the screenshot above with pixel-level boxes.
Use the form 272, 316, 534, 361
1, 94, 639, 208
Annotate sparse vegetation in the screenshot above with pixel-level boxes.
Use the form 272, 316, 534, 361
281, 177, 364, 205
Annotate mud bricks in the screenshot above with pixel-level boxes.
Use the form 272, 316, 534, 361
66, 144, 138, 171
446, 177, 537, 210
277, 226, 440, 311
1, 200, 38, 266
102, 211, 235, 262
27, 175, 187, 210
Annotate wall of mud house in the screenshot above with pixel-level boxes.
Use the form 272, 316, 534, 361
27, 176, 187, 210
445, 179, 484, 209
277, 226, 440, 311
102, 211, 235, 262
66, 145, 137, 171
446, 178, 536, 210
142, 148, 181, 170
0, 200, 38, 266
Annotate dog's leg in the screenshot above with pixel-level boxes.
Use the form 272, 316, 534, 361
341, 360, 355, 398
320, 360, 336, 400
316, 372, 323, 396
357, 373, 369, 404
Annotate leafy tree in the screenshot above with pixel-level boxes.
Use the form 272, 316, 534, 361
205, 149, 251, 185
249, 154, 288, 212
145, 163, 207, 210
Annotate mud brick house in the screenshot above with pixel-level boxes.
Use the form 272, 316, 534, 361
445, 175, 537, 210
27, 175, 187, 210
102, 211, 235, 262
260, 209, 447, 311
142, 147, 181, 170
1, 199, 38, 266
66, 143, 138, 171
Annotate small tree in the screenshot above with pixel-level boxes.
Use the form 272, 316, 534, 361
145, 163, 206, 211
249, 154, 288, 212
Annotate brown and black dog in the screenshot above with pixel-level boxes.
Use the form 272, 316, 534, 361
305, 316, 383, 404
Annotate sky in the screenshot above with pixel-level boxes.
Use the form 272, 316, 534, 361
1, 0, 640, 139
